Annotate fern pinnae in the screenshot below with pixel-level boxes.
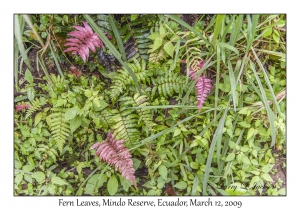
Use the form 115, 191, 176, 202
48, 108, 71, 154
90, 131, 137, 189
25, 97, 45, 119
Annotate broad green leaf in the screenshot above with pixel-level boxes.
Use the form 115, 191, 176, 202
272, 30, 280, 43
25, 69, 33, 83
34, 112, 43, 126
225, 183, 249, 195
242, 156, 251, 165
159, 25, 166, 36
153, 37, 163, 51
262, 27, 272, 37
247, 128, 256, 140
158, 165, 168, 181
225, 153, 235, 162
93, 100, 108, 111
27, 87, 35, 101
22, 165, 34, 172
190, 162, 199, 169
65, 106, 79, 121
51, 176, 68, 186
174, 181, 187, 190
70, 116, 82, 133
85, 174, 108, 195
262, 164, 275, 173
164, 41, 174, 58
249, 175, 260, 188
262, 173, 273, 182
278, 188, 286, 195
32, 172, 45, 183
173, 128, 181, 137
107, 175, 118, 195
132, 158, 141, 170
54, 98, 66, 107
251, 159, 259, 166
119, 175, 131, 192
238, 121, 251, 128
15, 174, 23, 185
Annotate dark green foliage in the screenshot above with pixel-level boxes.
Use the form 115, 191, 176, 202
118, 15, 158, 61
119, 93, 156, 131
109, 59, 150, 102
151, 73, 187, 98
111, 106, 141, 145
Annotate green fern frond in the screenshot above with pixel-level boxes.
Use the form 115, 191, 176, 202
48, 108, 70, 154
119, 93, 156, 131
151, 73, 186, 98
25, 97, 46, 119
110, 106, 141, 145
110, 59, 150, 102
119, 15, 158, 61
90, 109, 118, 131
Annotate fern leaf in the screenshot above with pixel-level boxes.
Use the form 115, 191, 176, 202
110, 59, 150, 102
151, 73, 186, 98
90, 131, 137, 189
110, 107, 140, 144
48, 108, 70, 154
25, 97, 46, 119
189, 70, 212, 110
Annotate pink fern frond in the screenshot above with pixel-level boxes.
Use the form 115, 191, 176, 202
16, 103, 30, 111
90, 131, 137, 189
187, 61, 212, 110
64, 21, 103, 62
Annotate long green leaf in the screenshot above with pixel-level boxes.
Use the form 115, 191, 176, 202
83, 15, 142, 94
108, 15, 127, 62
213, 15, 225, 44
14, 39, 19, 91
228, 61, 237, 111
251, 47, 283, 117
23, 15, 44, 47
249, 61, 276, 147
165, 15, 212, 47
217, 42, 239, 56
14, 15, 33, 71
229, 14, 243, 46
246, 15, 259, 52
203, 105, 229, 195
214, 46, 221, 122
49, 40, 64, 78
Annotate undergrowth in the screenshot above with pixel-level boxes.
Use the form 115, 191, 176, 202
14, 14, 286, 196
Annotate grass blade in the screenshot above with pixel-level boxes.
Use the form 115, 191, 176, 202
229, 14, 243, 46
84, 15, 142, 95
23, 15, 44, 47
214, 46, 221, 122
213, 15, 225, 44
249, 61, 276, 147
246, 15, 259, 52
108, 15, 127, 62
14, 15, 33, 71
217, 42, 239, 56
251, 47, 283, 117
49, 40, 64, 78
191, 175, 199, 195
203, 105, 229, 195
14, 39, 19, 91
228, 61, 237, 111
165, 15, 212, 47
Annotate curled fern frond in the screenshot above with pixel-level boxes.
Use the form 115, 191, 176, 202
90, 131, 137, 189
151, 73, 186, 98
47, 108, 71, 154
110, 59, 150, 102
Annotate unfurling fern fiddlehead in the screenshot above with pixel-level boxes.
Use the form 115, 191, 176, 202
47, 108, 71, 154
90, 131, 137, 189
